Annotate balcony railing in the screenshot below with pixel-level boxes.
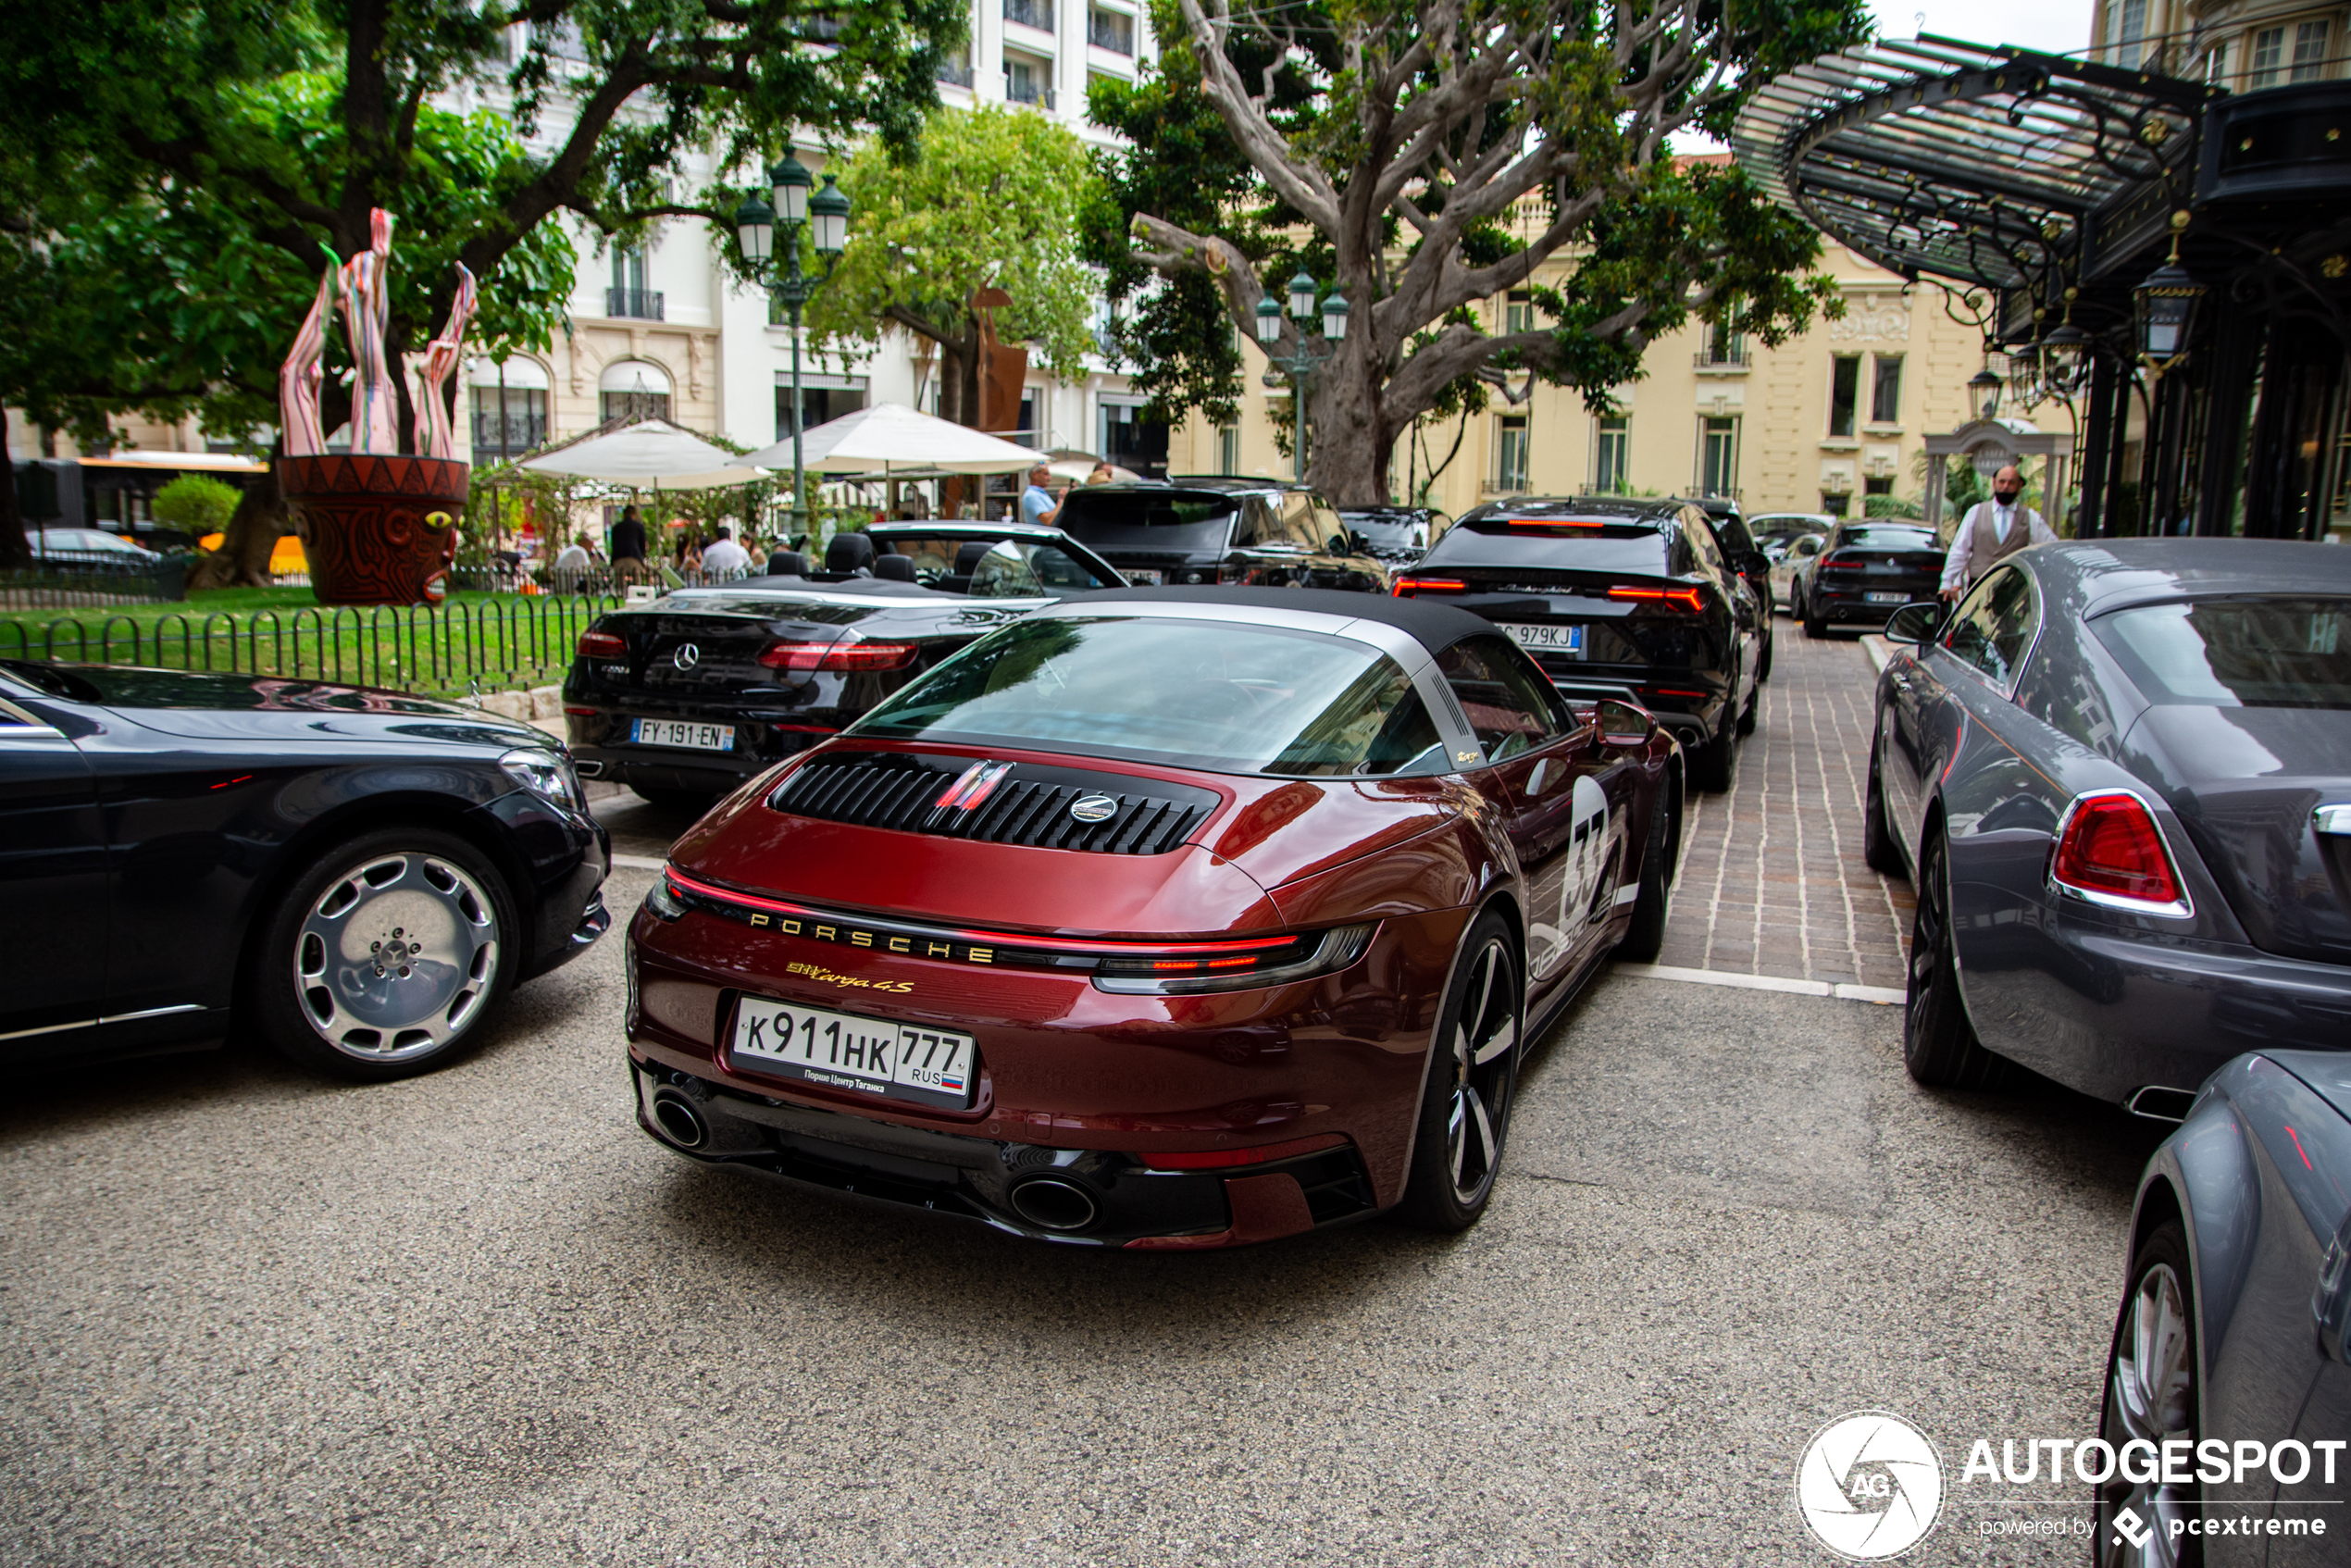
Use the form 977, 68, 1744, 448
936, 56, 975, 86
1006, 77, 1056, 110
1694, 345, 1749, 368
605, 288, 664, 320
1088, 9, 1135, 52
1003, 0, 1053, 31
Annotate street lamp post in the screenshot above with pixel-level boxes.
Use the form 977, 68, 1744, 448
735, 149, 851, 541
1252, 268, 1349, 484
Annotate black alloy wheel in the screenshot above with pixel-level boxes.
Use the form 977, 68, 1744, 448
1802, 590, 1829, 639
2096, 1221, 2202, 1568
1862, 728, 1905, 876
1397, 913, 1523, 1232
1903, 830, 2014, 1090
1614, 784, 1679, 964
250, 826, 519, 1081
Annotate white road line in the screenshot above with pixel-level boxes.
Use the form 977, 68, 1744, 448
1611, 961, 1905, 1005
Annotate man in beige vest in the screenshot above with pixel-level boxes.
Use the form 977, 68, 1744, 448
1940, 465, 2055, 599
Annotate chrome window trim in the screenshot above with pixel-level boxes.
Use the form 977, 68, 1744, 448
2046, 787, 2196, 920
2312, 803, 2351, 837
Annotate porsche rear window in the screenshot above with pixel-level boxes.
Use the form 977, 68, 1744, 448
1057, 492, 1238, 554
2095, 598, 2351, 708
850, 616, 1446, 777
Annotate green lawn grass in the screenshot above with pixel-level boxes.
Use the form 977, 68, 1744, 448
0, 587, 618, 698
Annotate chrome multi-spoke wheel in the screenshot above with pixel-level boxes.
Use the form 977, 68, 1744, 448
1399, 914, 1522, 1231
255, 828, 515, 1079
2098, 1225, 2199, 1567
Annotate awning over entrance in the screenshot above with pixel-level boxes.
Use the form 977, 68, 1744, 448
1730, 36, 2209, 292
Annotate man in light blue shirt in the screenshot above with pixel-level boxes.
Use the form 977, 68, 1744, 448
1020, 465, 1062, 528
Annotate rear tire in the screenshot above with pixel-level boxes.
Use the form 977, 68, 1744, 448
2097, 1221, 2203, 1568
249, 827, 518, 1082
1903, 829, 2014, 1090
1757, 628, 1774, 683
1862, 731, 1905, 875
1395, 914, 1522, 1233
1735, 679, 1760, 738
1803, 599, 1828, 639
1688, 713, 1739, 793
1615, 784, 1678, 963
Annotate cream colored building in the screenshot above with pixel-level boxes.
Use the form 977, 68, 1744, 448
1174, 236, 2001, 520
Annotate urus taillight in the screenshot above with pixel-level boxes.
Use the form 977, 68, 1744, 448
2050, 791, 2185, 911
1391, 576, 1466, 597
577, 630, 628, 659
1608, 584, 1706, 612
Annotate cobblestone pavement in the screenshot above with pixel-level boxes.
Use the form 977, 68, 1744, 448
1655, 620, 1914, 992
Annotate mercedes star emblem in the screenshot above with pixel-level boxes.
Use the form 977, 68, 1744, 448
672, 643, 701, 672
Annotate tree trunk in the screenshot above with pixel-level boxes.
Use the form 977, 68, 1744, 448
188, 449, 285, 590
0, 409, 29, 568
1304, 337, 1395, 505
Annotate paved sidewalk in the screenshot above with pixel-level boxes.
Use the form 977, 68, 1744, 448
1652, 623, 1914, 992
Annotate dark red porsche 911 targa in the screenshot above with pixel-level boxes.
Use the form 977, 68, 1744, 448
626, 588, 1684, 1247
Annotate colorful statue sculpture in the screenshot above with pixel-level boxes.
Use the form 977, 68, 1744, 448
276, 207, 480, 605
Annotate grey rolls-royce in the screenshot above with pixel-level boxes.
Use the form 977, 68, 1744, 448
1867, 540, 2351, 1113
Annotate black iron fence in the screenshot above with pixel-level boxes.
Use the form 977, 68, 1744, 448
0, 593, 623, 697
2, 550, 190, 609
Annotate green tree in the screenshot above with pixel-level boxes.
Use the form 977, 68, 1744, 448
1088, 0, 1870, 504
804, 106, 1098, 429
151, 475, 246, 539
0, 0, 961, 574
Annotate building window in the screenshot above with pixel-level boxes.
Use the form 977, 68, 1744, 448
2250, 25, 2286, 86
1496, 416, 1530, 492
1004, 0, 1054, 29
1698, 416, 1738, 496
1088, 5, 1135, 54
1005, 52, 1055, 109
1101, 401, 1169, 476
1504, 291, 1536, 336
1822, 492, 1850, 517
1863, 475, 1893, 495
2207, 37, 2233, 84
1217, 424, 1241, 476
936, 47, 975, 88
470, 386, 548, 460
2293, 19, 2332, 80
1829, 355, 1860, 439
2113, 0, 2147, 68
1595, 416, 1629, 492
1702, 321, 1747, 366
777, 382, 866, 442
1871, 355, 1903, 424
607, 248, 661, 319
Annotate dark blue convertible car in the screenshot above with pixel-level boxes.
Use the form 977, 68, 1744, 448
1868, 540, 2351, 1110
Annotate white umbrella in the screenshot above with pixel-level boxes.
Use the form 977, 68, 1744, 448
518, 418, 766, 490
732, 402, 1047, 476
1045, 455, 1141, 484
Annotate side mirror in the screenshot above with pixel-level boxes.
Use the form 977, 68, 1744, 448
1741, 551, 1771, 579
1593, 696, 1656, 747
1884, 601, 1943, 645
1327, 533, 1353, 555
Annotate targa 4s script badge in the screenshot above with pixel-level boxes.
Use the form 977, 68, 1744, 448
1795, 1411, 1945, 1560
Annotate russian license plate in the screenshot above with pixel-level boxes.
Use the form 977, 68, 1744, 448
729, 995, 976, 1109
1500, 622, 1585, 653
1865, 591, 1909, 605
631, 717, 735, 751
1123, 568, 1163, 586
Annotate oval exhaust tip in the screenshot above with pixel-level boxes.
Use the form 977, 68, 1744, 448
2127, 1086, 2197, 1124
1008, 1176, 1100, 1233
650, 1090, 708, 1149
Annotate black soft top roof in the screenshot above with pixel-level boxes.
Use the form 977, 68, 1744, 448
1050, 585, 1496, 653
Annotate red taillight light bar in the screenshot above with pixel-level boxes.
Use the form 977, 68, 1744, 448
1608, 584, 1706, 612
2049, 790, 2192, 915
1504, 517, 1606, 529
1392, 576, 1466, 597
756, 638, 921, 672
577, 629, 628, 659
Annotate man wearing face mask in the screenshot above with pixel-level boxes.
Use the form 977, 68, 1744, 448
1940, 464, 2055, 599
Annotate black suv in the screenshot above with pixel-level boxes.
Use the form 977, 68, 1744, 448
1337, 504, 1451, 566
1394, 496, 1763, 790
1056, 479, 1390, 593
1672, 495, 1774, 682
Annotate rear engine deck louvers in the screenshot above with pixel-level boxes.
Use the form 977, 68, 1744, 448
769, 753, 1218, 855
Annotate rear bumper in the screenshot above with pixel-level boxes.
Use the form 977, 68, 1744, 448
1807, 584, 1939, 621
629, 1056, 1379, 1247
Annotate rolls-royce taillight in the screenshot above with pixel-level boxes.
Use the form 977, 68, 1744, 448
2050, 790, 2188, 913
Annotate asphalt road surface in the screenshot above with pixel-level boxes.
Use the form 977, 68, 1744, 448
2, 855, 2170, 1566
